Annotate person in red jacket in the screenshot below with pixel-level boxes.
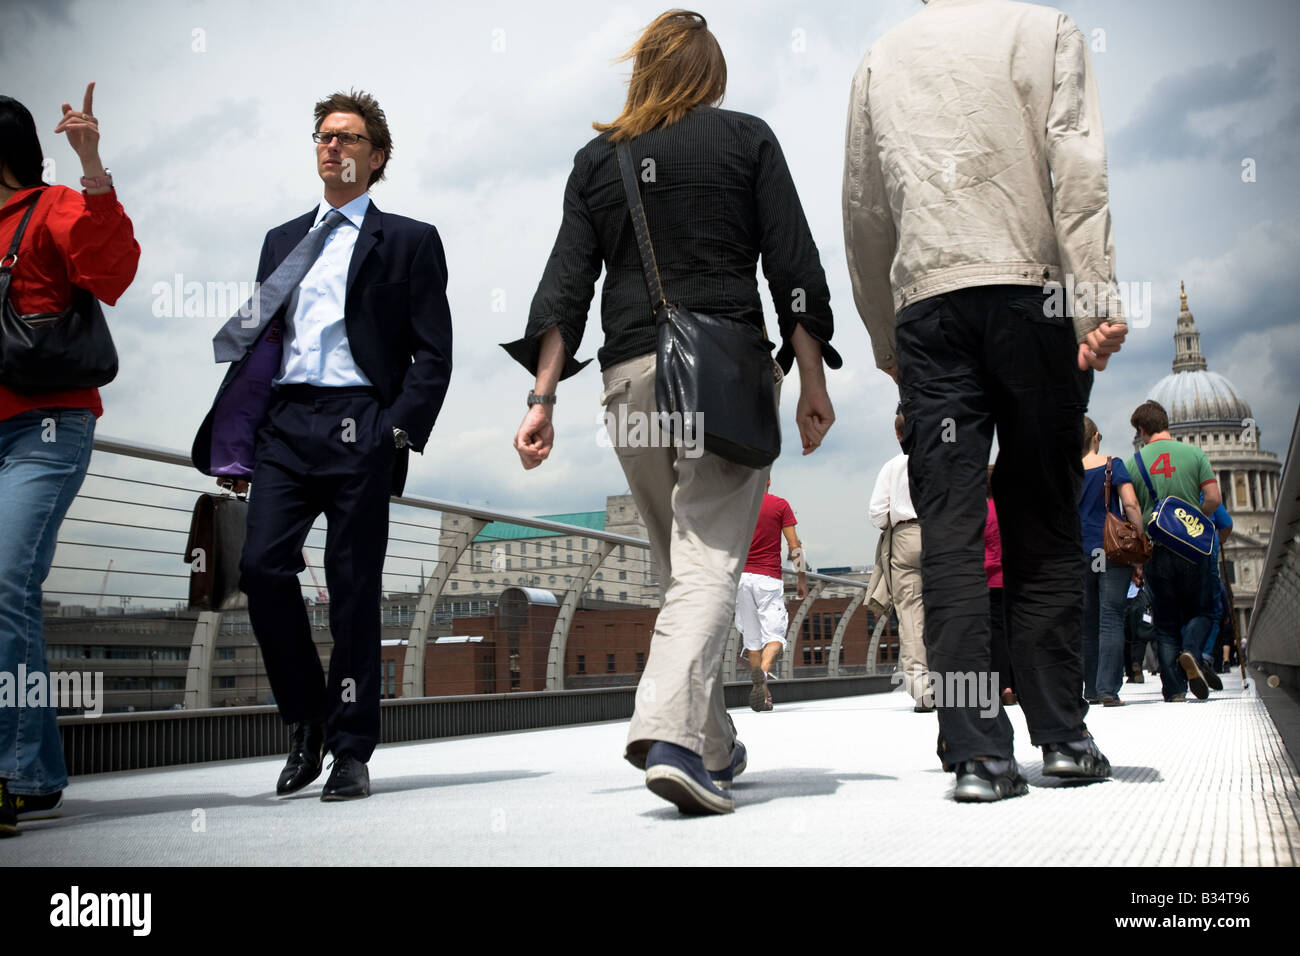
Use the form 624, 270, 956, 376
0, 84, 140, 837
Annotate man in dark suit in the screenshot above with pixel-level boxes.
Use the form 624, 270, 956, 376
193, 90, 452, 800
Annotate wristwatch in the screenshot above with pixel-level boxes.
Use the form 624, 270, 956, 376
392, 427, 410, 450
80, 169, 113, 189
527, 391, 556, 408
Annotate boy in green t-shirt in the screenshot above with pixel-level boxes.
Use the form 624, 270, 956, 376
1127, 401, 1221, 702
1125, 436, 1217, 525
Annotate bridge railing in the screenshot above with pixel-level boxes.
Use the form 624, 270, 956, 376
42, 436, 897, 718
1248, 404, 1300, 681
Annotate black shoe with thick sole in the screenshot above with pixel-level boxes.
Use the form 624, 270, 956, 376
320, 755, 370, 801
277, 721, 325, 795
1042, 738, 1112, 781
952, 759, 1029, 802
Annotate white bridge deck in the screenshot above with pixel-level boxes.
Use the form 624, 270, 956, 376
10, 673, 1298, 866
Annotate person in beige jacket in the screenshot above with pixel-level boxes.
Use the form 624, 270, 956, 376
869, 411, 930, 712
843, 0, 1127, 802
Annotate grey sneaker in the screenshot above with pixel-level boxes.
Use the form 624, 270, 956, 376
953, 759, 1029, 802
1042, 738, 1111, 780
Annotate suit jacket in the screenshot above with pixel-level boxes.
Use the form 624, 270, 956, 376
192, 200, 453, 495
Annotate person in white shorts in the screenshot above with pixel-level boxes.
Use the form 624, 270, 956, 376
736, 480, 807, 711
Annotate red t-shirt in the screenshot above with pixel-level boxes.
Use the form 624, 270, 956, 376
0, 184, 140, 421
744, 494, 797, 579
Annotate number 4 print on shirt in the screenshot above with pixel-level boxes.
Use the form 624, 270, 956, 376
1149, 453, 1176, 478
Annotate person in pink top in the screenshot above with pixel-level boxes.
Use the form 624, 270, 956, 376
984, 466, 1015, 707
735, 480, 807, 711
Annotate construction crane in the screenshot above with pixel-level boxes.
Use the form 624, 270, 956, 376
303, 550, 329, 604
97, 559, 113, 609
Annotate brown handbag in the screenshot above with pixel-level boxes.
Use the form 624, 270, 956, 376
1102, 457, 1151, 566
184, 491, 250, 610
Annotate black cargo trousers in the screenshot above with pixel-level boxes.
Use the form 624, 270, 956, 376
896, 284, 1093, 769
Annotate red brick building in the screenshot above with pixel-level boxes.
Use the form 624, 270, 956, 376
388, 587, 897, 697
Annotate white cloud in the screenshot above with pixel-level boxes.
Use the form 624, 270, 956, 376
8, 0, 1299, 573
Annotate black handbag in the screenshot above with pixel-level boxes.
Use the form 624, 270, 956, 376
0, 188, 119, 391
615, 141, 780, 468
184, 491, 250, 611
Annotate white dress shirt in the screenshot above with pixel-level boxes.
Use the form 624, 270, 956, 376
869, 451, 917, 530
275, 193, 373, 387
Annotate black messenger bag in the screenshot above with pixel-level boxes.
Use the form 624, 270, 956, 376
615, 142, 780, 468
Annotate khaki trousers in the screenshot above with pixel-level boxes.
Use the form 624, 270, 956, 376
601, 352, 772, 772
890, 520, 928, 702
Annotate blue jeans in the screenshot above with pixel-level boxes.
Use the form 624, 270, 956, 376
1082, 558, 1131, 699
0, 408, 95, 795
1145, 544, 1215, 700
1202, 551, 1223, 662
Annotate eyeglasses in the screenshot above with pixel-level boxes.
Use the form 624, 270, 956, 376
312, 131, 372, 146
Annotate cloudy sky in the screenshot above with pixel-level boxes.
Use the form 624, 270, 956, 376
7, 0, 1299, 571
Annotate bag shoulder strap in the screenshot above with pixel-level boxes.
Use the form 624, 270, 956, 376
614, 141, 667, 316
2, 189, 46, 269
1133, 446, 1160, 501
1104, 457, 1113, 510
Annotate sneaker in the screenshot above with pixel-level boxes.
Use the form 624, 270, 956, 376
709, 741, 748, 790
1100, 695, 1125, 707
748, 668, 768, 712
1178, 652, 1210, 699
645, 741, 734, 815
953, 758, 1029, 802
14, 790, 63, 821
1201, 659, 1223, 692
1128, 665, 1145, 684
0, 780, 17, 838
1167, 693, 1186, 703
1042, 737, 1111, 780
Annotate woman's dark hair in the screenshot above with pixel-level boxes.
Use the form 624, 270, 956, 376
0, 96, 45, 191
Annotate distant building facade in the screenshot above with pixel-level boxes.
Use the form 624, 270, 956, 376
439, 493, 660, 606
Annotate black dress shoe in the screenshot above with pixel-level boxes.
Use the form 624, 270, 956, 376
320, 755, 370, 801
276, 722, 325, 796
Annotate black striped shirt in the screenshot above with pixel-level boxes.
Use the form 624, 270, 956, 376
503, 107, 841, 378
